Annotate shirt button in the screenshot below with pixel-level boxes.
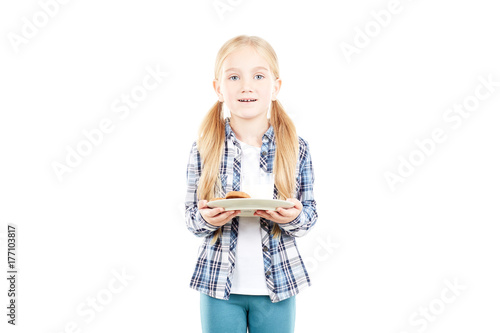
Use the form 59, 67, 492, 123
265, 271, 271, 277
262, 151, 267, 156
263, 246, 269, 252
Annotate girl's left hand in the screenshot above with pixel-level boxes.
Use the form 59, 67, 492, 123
253, 198, 302, 224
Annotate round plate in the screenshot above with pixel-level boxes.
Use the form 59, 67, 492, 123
207, 198, 294, 217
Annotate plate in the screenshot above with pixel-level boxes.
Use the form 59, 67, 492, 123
207, 198, 295, 217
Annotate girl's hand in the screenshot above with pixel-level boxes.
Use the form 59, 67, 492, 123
198, 200, 240, 227
253, 198, 302, 224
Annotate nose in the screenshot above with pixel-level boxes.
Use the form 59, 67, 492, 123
240, 77, 254, 93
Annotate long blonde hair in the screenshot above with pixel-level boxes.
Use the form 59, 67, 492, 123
197, 35, 299, 244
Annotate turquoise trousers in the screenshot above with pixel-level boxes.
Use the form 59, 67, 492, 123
200, 293, 296, 333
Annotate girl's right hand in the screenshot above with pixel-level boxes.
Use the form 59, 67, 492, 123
198, 200, 240, 227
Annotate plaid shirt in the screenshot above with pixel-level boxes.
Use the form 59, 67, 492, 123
185, 117, 317, 303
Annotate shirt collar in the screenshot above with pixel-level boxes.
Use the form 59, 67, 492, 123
224, 117, 275, 144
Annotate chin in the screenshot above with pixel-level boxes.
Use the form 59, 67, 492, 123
230, 107, 268, 117
233, 112, 267, 120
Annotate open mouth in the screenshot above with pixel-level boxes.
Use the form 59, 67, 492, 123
238, 99, 257, 102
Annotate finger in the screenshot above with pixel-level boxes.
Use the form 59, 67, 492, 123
214, 209, 237, 219
286, 198, 302, 209
256, 211, 273, 220
275, 207, 286, 216
221, 209, 238, 217
213, 210, 239, 224
207, 207, 225, 218
231, 210, 240, 220
276, 207, 295, 217
266, 210, 283, 219
267, 210, 291, 223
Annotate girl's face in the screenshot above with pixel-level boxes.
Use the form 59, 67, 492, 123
214, 46, 281, 121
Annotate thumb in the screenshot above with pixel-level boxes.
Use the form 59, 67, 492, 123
286, 198, 301, 208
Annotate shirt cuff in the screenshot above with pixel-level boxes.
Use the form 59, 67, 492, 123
196, 210, 220, 232
278, 210, 304, 231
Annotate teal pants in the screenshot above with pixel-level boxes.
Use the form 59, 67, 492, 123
200, 293, 296, 333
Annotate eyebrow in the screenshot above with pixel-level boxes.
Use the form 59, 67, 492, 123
224, 66, 269, 73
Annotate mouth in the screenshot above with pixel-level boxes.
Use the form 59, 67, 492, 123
238, 98, 258, 103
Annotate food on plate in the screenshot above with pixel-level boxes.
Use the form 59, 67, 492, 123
208, 191, 251, 203
224, 191, 251, 199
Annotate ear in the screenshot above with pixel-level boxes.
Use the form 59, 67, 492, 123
272, 77, 282, 101
213, 79, 224, 102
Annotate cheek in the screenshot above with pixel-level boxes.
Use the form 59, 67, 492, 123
222, 85, 238, 97
219, 84, 229, 95
262, 83, 276, 98
258, 87, 272, 100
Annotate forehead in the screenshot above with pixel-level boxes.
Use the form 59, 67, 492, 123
223, 46, 270, 72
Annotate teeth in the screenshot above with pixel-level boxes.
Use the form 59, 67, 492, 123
239, 99, 256, 102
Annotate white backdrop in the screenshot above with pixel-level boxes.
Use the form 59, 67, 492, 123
1, 0, 499, 332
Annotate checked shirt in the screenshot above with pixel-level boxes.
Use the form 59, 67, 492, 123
185, 117, 318, 303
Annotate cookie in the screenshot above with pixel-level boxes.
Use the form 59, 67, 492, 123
225, 191, 251, 199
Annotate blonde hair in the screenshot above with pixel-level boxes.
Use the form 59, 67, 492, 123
196, 35, 299, 244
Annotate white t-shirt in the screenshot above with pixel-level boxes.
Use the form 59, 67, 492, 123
230, 138, 272, 295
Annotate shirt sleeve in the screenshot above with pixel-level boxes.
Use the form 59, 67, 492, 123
185, 141, 221, 237
278, 138, 318, 237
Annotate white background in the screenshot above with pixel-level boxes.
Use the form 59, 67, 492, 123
1, 0, 499, 332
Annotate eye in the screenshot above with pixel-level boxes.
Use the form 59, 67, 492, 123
229, 75, 239, 81
255, 74, 264, 80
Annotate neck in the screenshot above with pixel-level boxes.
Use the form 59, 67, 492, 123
229, 115, 270, 148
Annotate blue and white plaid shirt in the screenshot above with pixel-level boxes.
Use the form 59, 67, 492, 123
185, 117, 318, 303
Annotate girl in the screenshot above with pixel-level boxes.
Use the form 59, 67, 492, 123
185, 35, 318, 333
